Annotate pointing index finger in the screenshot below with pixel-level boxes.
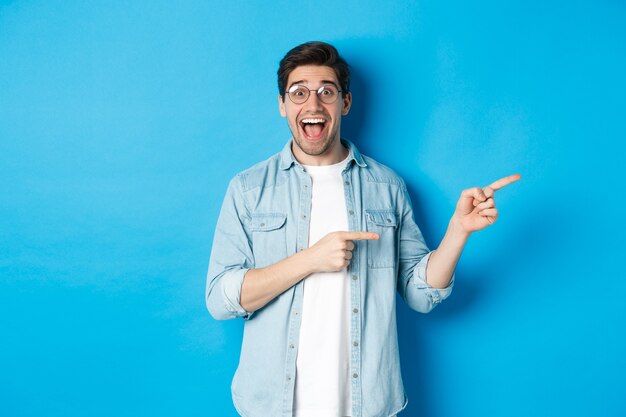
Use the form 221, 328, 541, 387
341, 231, 380, 241
486, 173, 522, 193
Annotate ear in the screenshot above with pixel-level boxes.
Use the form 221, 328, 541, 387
341, 91, 352, 116
278, 95, 287, 117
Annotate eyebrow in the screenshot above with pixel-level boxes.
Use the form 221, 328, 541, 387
287, 79, 340, 90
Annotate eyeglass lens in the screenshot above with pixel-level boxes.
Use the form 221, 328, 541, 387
288, 85, 340, 104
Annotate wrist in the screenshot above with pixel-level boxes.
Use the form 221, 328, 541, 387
294, 247, 317, 276
448, 216, 471, 241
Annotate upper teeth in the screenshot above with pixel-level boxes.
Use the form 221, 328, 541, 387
302, 118, 326, 124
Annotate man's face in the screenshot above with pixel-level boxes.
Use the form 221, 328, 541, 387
279, 65, 352, 160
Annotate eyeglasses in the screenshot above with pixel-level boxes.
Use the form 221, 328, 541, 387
286, 84, 342, 104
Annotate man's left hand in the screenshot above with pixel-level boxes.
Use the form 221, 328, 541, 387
452, 174, 521, 234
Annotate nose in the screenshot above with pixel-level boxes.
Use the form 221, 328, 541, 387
303, 91, 324, 111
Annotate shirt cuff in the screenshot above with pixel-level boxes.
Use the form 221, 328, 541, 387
413, 251, 454, 305
221, 268, 254, 320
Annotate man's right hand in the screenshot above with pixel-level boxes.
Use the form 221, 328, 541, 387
241, 231, 379, 313
303, 231, 380, 273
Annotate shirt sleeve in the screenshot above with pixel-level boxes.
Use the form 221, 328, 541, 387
205, 176, 255, 320
396, 180, 454, 313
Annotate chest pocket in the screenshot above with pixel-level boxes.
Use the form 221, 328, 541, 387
249, 213, 288, 268
365, 209, 398, 269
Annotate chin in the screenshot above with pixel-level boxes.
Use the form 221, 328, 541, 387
295, 135, 335, 156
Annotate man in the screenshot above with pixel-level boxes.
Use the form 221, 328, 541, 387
206, 41, 520, 417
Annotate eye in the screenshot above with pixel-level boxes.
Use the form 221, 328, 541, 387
288, 85, 306, 95
320, 86, 337, 96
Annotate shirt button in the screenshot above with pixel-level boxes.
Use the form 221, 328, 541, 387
352, 274, 357, 281
387, 218, 392, 223
353, 373, 359, 378
287, 376, 291, 381
353, 308, 358, 314
260, 223, 265, 227
344, 181, 350, 186
289, 344, 294, 349
302, 214, 307, 219
349, 210, 354, 215
353, 341, 359, 347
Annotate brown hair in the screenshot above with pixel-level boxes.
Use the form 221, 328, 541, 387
277, 41, 350, 100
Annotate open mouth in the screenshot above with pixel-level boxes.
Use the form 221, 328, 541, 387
299, 117, 328, 141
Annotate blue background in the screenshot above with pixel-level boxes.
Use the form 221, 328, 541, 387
1, 1, 624, 416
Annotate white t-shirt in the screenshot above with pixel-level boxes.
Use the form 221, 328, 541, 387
293, 155, 352, 417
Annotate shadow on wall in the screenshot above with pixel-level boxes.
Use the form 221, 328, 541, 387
398, 185, 570, 416
341, 64, 369, 150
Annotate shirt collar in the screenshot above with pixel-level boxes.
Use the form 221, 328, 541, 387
278, 138, 367, 170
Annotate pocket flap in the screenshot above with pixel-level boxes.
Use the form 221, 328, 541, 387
250, 213, 287, 232
365, 209, 397, 227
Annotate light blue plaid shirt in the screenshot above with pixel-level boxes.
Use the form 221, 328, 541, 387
206, 139, 454, 417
